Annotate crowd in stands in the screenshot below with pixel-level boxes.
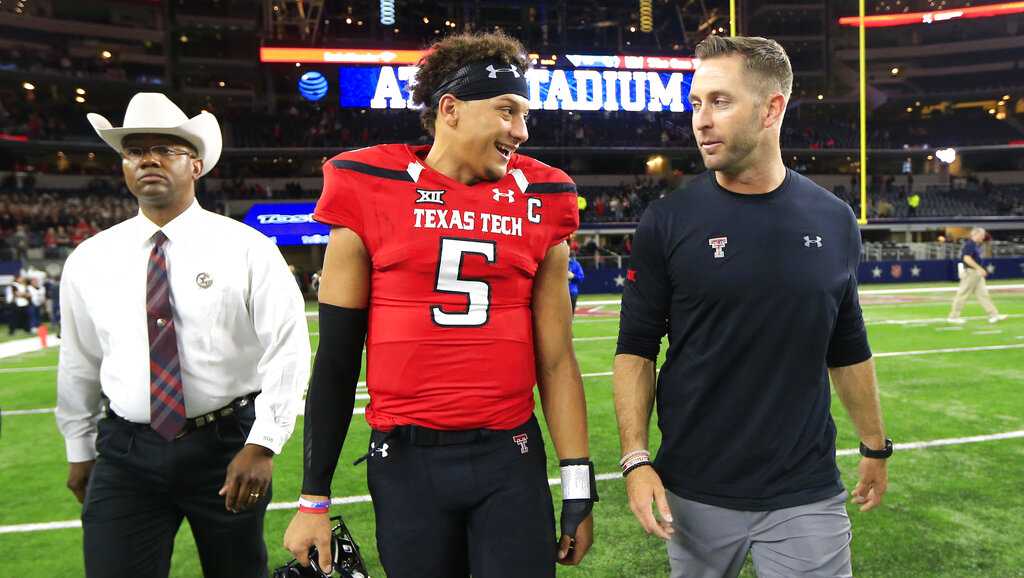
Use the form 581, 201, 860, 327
0, 178, 138, 260
5, 94, 1021, 158
836, 177, 1024, 219
3, 174, 1024, 260
577, 176, 671, 223
0, 46, 164, 89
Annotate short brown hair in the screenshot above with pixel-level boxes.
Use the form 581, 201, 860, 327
695, 35, 792, 101
412, 31, 530, 136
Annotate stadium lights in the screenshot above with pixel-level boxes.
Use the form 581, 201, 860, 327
101, 50, 112, 59
22, 82, 34, 90
935, 148, 956, 164
890, 67, 900, 76
839, 2, 1024, 28
817, 94, 824, 100
639, 0, 653, 33
75, 96, 85, 103
180, 35, 189, 43
629, 25, 637, 33
75, 87, 86, 95
380, 0, 396, 25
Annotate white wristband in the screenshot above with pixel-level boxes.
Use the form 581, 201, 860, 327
560, 464, 592, 501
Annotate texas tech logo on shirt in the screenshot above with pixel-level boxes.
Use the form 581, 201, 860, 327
708, 236, 728, 258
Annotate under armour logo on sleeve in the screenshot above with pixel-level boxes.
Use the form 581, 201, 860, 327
492, 188, 515, 203
803, 235, 823, 248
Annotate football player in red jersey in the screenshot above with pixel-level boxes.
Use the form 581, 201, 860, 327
283, 32, 597, 578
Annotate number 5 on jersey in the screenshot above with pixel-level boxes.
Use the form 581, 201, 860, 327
432, 237, 497, 327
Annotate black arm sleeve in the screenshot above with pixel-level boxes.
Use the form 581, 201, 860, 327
616, 205, 671, 360
827, 211, 872, 368
301, 303, 368, 496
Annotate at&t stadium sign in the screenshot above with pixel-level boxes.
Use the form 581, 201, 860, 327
263, 48, 696, 113
339, 66, 693, 112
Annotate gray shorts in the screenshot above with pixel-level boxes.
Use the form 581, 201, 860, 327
666, 490, 852, 578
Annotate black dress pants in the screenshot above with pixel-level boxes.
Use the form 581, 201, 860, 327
82, 402, 270, 578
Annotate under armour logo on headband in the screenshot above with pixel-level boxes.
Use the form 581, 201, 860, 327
486, 64, 520, 78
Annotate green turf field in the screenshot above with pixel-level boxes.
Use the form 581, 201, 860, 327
2, 281, 1023, 577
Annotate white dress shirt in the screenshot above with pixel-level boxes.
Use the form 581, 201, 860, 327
57, 200, 311, 462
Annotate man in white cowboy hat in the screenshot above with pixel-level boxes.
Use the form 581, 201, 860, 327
56, 93, 310, 578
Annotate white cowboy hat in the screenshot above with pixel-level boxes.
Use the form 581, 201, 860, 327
87, 93, 222, 177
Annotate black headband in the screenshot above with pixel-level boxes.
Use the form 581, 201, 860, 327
429, 60, 529, 106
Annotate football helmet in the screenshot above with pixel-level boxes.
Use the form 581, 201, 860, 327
273, 515, 370, 578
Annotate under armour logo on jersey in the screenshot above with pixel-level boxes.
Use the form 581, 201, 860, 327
371, 441, 389, 459
804, 235, 823, 248
708, 236, 728, 259
492, 188, 515, 203
486, 64, 520, 78
513, 433, 529, 454
415, 188, 446, 205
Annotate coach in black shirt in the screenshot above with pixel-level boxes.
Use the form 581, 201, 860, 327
614, 36, 891, 578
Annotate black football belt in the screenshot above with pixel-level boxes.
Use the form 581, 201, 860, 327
273, 515, 370, 578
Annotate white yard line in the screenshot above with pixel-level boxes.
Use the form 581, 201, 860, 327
2, 407, 56, 415
0, 365, 58, 374
865, 314, 1022, 326
573, 283, 1024, 308
0, 336, 61, 360
873, 343, 1024, 357
7, 343, 1023, 417
3, 429, 1022, 535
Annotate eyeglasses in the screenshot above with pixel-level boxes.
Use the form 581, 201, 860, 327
122, 145, 194, 162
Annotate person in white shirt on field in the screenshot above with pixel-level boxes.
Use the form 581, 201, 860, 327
56, 93, 310, 578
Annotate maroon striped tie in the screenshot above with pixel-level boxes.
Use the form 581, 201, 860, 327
147, 231, 186, 440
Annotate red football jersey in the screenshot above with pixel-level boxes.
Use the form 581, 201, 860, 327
314, 144, 579, 431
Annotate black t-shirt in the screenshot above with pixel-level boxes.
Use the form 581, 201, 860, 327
617, 169, 872, 511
